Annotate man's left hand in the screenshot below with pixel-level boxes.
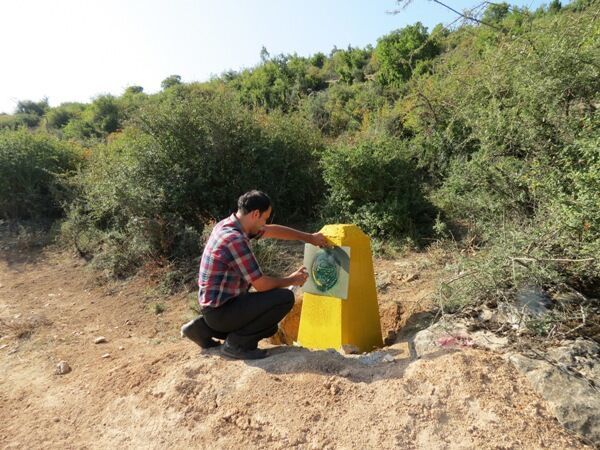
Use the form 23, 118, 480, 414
309, 232, 330, 248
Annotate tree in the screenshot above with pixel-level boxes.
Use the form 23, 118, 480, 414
331, 46, 372, 84
548, 0, 562, 13
482, 2, 510, 23
161, 75, 182, 90
375, 23, 439, 86
88, 95, 121, 134
46, 103, 85, 129
309, 52, 326, 69
15, 98, 48, 116
260, 46, 270, 63
124, 85, 144, 95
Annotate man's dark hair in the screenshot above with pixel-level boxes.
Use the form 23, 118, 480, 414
237, 190, 271, 215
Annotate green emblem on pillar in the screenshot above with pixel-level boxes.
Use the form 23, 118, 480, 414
311, 251, 339, 292
303, 245, 350, 300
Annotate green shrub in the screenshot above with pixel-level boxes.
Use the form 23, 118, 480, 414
60, 96, 123, 142
62, 89, 324, 282
300, 82, 388, 137
427, 9, 600, 312
45, 103, 86, 130
321, 137, 435, 239
0, 114, 25, 131
0, 128, 82, 220
151, 302, 165, 314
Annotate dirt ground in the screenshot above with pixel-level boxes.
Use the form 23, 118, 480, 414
0, 242, 589, 449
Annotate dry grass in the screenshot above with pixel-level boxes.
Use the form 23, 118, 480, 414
0, 314, 52, 339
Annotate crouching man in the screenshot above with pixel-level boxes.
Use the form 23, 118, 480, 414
181, 190, 328, 360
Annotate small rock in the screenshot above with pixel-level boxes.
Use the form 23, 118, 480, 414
478, 307, 495, 322
413, 319, 507, 357
101, 353, 110, 359
516, 285, 551, 317
55, 361, 71, 375
53, 417, 60, 423
358, 351, 387, 366
13, 313, 21, 319
376, 271, 392, 290
340, 344, 360, 355
403, 273, 419, 283
382, 354, 395, 363
94, 336, 107, 344
330, 384, 340, 395
437, 335, 474, 348
118, 346, 124, 350
0, 344, 8, 350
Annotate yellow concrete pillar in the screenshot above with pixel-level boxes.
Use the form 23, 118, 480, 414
297, 224, 383, 352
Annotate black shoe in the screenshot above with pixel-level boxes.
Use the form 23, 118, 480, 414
222, 342, 268, 360
180, 317, 223, 349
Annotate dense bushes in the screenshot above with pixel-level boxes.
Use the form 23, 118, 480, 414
62, 89, 324, 277
0, 129, 81, 220
322, 137, 434, 239
427, 8, 598, 235
375, 22, 441, 87
424, 8, 600, 308
3, 2, 598, 314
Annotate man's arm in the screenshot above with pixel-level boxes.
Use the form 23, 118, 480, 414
261, 224, 329, 247
253, 266, 308, 292
226, 237, 309, 292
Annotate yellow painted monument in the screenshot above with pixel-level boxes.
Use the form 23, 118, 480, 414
297, 224, 383, 352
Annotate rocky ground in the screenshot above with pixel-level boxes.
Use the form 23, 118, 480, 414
0, 240, 596, 449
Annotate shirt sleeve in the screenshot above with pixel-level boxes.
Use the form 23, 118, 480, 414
227, 237, 263, 283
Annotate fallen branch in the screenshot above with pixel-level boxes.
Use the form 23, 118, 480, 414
510, 256, 595, 263
443, 270, 476, 285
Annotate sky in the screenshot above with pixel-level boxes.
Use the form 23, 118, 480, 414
0, 0, 549, 114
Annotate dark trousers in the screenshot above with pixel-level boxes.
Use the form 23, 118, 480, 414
202, 288, 294, 350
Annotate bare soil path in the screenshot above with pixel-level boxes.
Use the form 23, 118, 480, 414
0, 244, 588, 449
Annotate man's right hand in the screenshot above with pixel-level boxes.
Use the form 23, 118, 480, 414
253, 266, 309, 292
288, 266, 308, 286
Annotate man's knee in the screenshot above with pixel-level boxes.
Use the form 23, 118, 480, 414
276, 288, 295, 310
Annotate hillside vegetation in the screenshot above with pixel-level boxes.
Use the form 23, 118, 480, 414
1, 0, 598, 340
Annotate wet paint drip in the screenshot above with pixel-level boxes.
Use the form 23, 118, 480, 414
311, 251, 339, 292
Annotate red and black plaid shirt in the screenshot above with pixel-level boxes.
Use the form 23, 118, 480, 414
198, 214, 264, 308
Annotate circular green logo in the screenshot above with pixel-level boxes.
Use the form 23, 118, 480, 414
311, 250, 339, 292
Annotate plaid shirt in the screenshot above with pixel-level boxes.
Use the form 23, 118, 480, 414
198, 214, 264, 308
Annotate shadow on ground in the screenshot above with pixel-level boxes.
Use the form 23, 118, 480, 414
194, 308, 448, 385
